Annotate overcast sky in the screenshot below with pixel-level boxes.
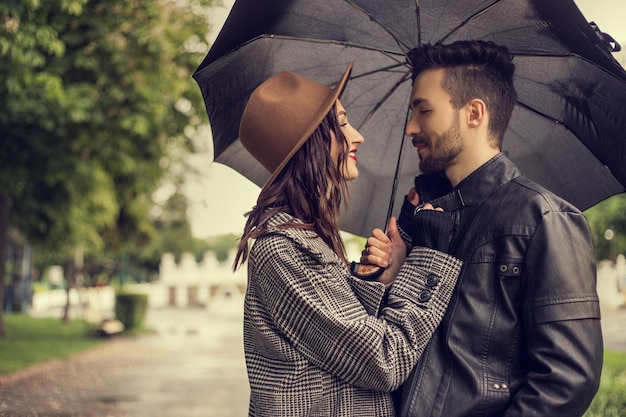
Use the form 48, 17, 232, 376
186, 0, 626, 238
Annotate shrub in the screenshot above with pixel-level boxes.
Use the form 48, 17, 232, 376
114, 293, 148, 330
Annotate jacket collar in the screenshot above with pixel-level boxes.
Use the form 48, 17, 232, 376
433, 152, 521, 211
264, 211, 334, 261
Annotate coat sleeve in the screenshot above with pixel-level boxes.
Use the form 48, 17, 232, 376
252, 235, 461, 392
505, 211, 603, 417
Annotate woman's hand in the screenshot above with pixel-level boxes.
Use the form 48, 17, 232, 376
359, 217, 406, 285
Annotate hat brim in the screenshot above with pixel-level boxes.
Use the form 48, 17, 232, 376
259, 62, 353, 195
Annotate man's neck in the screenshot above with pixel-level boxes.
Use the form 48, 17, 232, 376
446, 147, 500, 187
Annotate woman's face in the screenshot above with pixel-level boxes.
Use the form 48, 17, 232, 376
331, 100, 364, 181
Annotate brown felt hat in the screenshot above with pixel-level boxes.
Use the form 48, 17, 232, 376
239, 62, 353, 193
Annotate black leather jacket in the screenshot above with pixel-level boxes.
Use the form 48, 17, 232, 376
397, 153, 603, 417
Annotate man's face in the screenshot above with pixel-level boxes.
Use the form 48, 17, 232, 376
406, 68, 464, 174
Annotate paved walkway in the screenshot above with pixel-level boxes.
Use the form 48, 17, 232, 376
0, 295, 249, 417
1, 295, 625, 416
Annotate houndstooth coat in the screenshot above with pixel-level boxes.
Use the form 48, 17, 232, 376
244, 212, 462, 417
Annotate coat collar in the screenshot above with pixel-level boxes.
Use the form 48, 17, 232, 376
433, 152, 521, 211
264, 212, 334, 261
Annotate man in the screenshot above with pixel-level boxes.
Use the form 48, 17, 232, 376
377, 40, 603, 416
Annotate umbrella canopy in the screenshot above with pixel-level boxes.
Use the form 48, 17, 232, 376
193, 0, 626, 237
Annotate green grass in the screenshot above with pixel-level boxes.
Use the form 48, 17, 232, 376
584, 350, 626, 417
0, 314, 105, 376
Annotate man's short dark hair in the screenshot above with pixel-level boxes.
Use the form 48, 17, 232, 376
408, 40, 517, 147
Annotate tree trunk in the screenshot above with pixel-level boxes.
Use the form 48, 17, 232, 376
0, 195, 10, 338
61, 257, 76, 324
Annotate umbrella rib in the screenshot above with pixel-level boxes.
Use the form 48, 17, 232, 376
357, 71, 412, 130
515, 101, 620, 191
342, 0, 413, 53
514, 51, 626, 77
351, 61, 408, 82
516, 101, 569, 131
512, 51, 626, 83
438, 0, 503, 44
229, 34, 406, 59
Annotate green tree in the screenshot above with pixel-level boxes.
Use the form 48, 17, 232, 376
206, 234, 239, 264
584, 194, 626, 262
0, 0, 214, 334
139, 187, 197, 270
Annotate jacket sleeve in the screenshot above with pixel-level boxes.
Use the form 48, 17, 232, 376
253, 236, 461, 392
505, 210, 603, 417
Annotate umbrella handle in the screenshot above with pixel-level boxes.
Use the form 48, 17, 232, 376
350, 262, 385, 281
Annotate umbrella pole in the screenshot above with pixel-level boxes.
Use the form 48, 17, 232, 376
351, 107, 412, 280
384, 107, 412, 232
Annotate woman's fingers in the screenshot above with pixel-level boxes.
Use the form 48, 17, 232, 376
359, 228, 392, 267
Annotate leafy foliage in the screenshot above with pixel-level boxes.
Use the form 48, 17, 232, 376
584, 194, 626, 262
0, 0, 215, 332
1, 0, 214, 249
1, 0, 213, 252
205, 233, 239, 263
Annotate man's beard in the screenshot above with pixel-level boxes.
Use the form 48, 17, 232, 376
419, 114, 463, 175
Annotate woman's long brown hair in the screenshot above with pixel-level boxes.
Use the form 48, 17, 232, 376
233, 103, 350, 271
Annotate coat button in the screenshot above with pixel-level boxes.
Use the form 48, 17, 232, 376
425, 274, 440, 287
418, 290, 432, 302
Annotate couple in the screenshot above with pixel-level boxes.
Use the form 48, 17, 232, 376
232, 40, 603, 417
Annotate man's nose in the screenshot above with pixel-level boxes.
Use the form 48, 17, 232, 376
405, 118, 420, 138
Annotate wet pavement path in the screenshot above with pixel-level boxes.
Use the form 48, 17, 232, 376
1, 294, 626, 417
0, 296, 249, 417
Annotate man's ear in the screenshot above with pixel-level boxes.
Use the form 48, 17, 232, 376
466, 98, 487, 128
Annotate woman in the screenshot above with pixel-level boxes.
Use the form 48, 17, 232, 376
233, 63, 462, 417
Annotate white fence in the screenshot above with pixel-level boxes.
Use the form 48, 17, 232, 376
29, 251, 626, 320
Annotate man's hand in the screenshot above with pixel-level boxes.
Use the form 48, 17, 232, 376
398, 187, 420, 234
410, 204, 454, 253
397, 186, 453, 253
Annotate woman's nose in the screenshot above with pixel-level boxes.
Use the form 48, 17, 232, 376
349, 125, 364, 145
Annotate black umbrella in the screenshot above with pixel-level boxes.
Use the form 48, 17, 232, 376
193, 0, 626, 238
